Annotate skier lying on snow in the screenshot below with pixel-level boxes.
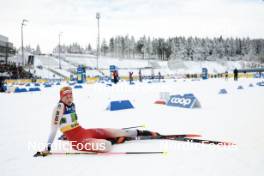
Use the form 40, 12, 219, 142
41, 86, 159, 155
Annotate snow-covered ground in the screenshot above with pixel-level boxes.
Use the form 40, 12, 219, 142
1, 77, 264, 176
63, 54, 262, 76
33, 55, 74, 79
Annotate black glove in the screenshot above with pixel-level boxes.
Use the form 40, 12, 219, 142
47, 144, 51, 151
108, 136, 126, 144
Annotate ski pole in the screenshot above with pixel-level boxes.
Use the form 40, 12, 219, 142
122, 124, 146, 130
34, 151, 167, 157
53, 151, 165, 155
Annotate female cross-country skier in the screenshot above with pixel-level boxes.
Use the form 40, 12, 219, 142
41, 86, 159, 155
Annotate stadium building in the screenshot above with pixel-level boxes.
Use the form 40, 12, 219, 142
0, 34, 16, 64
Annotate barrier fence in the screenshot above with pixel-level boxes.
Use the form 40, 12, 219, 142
2, 73, 260, 85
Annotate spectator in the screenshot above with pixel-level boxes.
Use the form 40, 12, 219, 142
225, 71, 228, 80
113, 71, 119, 84
129, 72, 133, 84
233, 68, 238, 81
138, 69, 142, 82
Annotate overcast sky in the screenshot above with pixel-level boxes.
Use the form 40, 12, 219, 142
0, 0, 264, 53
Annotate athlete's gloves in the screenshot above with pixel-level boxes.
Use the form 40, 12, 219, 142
108, 136, 126, 144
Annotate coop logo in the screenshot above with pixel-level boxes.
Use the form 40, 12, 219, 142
167, 94, 199, 109
170, 97, 192, 106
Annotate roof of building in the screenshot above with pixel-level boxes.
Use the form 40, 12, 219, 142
0, 34, 8, 43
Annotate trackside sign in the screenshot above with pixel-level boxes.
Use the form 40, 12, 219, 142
167, 94, 201, 108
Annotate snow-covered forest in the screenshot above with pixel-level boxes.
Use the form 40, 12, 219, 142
52, 36, 264, 62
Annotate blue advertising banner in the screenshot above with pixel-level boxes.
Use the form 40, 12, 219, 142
167, 94, 201, 108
